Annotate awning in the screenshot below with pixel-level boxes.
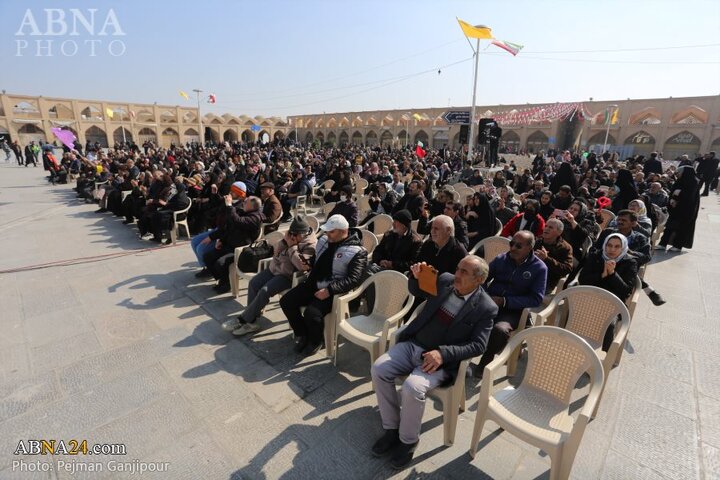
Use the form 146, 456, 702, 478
12, 119, 41, 124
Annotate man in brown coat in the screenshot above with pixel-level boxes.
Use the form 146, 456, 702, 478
534, 218, 574, 294
259, 182, 282, 232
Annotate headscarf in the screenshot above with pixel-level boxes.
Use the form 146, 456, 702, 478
675, 165, 699, 193
628, 199, 648, 221
601, 233, 629, 262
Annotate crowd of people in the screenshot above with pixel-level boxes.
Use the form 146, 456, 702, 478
16, 135, 718, 469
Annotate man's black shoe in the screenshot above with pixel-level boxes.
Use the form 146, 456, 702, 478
122, 219, 134, 224
213, 283, 230, 294
195, 268, 212, 279
304, 339, 323, 356
371, 429, 400, 457
95, 208, 108, 213
390, 441, 418, 470
648, 291, 666, 306
293, 336, 308, 353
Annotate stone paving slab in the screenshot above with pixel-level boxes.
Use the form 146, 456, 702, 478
0, 163, 718, 479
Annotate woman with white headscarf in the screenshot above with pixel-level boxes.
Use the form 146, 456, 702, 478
579, 232, 639, 349
579, 233, 638, 303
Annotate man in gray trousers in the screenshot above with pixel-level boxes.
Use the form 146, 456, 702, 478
370, 255, 497, 469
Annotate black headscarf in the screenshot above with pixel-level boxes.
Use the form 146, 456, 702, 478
550, 162, 578, 194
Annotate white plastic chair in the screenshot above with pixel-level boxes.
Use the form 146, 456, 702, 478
534, 285, 631, 416
304, 215, 319, 233
470, 326, 605, 480
333, 270, 413, 367
355, 177, 369, 196
230, 230, 284, 297
389, 301, 471, 446
363, 214, 393, 237
170, 198, 192, 244
294, 195, 308, 217
356, 195, 372, 219
599, 209, 615, 230
495, 217, 503, 235
468, 235, 510, 264
360, 229, 379, 255
321, 202, 336, 219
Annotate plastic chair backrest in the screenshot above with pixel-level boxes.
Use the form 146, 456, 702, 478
305, 215, 319, 233
361, 229, 379, 254
322, 202, 336, 218
367, 214, 393, 236
264, 231, 285, 250
522, 327, 599, 405
367, 271, 411, 319
549, 286, 630, 351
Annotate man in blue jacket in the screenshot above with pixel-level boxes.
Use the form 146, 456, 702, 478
370, 255, 497, 469
476, 230, 547, 376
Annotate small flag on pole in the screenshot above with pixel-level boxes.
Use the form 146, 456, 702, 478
105, 108, 114, 119
179, 90, 189, 100
412, 113, 423, 122
130, 110, 136, 118
207, 93, 216, 104
490, 39, 524, 56
456, 19, 493, 39
610, 108, 619, 125
51, 127, 77, 150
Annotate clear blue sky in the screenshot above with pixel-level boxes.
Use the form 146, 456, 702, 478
1, 0, 718, 118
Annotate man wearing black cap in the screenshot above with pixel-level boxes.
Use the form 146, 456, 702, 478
370, 210, 423, 273
259, 182, 282, 232
223, 216, 317, 336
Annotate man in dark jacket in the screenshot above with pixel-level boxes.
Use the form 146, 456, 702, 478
476, 231, 547, 375
258, 182, 282, 232
643, 152, 663, 178
370, 256, 497, 468
393, 180, 426, 220
328, 185, 359, 227
370, 210, 422, 273
416, 215, 467, 275
534, 218, 573, 293
280, 214, 368, 356
204, 193, 263, 293
696, 151, 719, 196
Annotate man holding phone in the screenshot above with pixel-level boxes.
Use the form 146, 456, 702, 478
370, 256, 497, 469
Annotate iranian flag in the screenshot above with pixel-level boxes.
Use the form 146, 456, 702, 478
490, 39, 523, 56
415, 141, 426, 158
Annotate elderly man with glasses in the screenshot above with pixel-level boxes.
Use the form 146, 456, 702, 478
474, 230, 547, 378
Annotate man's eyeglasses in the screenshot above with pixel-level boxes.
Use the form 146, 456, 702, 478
509, 241, 525, 249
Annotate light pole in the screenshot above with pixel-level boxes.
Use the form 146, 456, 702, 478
602, 104, 618, 153
467, 36, 481, 162
405, 111, 411, 147
192, 89, 203, 145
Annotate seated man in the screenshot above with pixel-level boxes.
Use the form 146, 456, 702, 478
476, 231, 547, 376
146, 181, 191, 244
416, 214, 467, 275
417, 201, 469, 249
222, 216, 317, 336
370, 256, 497, 469
203, 192, 263, 294
369, 210, 422, 274
328, 185, 359, 227
258, 182, 282, 232
279, 215, 368, 356
534, 218, 574, 293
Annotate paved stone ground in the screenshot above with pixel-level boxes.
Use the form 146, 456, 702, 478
0, 157, 718, 480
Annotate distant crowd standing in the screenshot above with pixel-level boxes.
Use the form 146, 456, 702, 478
15, 134, 719, 470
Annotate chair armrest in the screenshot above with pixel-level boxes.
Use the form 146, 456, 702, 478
389, 324, 409, 348
258, 258, 272, 271
233, 246, 245, 267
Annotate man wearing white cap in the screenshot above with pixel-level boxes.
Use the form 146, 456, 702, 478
279, 214, 368, 356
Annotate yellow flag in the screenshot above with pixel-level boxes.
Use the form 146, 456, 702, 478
105, 108, 114, 119
457, 19, 493, 39
412, 113, 423, 121
610, 108, 619, 125
179, 90, 189, 100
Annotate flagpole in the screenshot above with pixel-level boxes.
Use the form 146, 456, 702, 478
193, 89, 203, 146
467, 37, 480, 163
602, 104, 617, 153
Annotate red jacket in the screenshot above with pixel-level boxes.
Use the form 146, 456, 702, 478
500, 213, 545, 238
